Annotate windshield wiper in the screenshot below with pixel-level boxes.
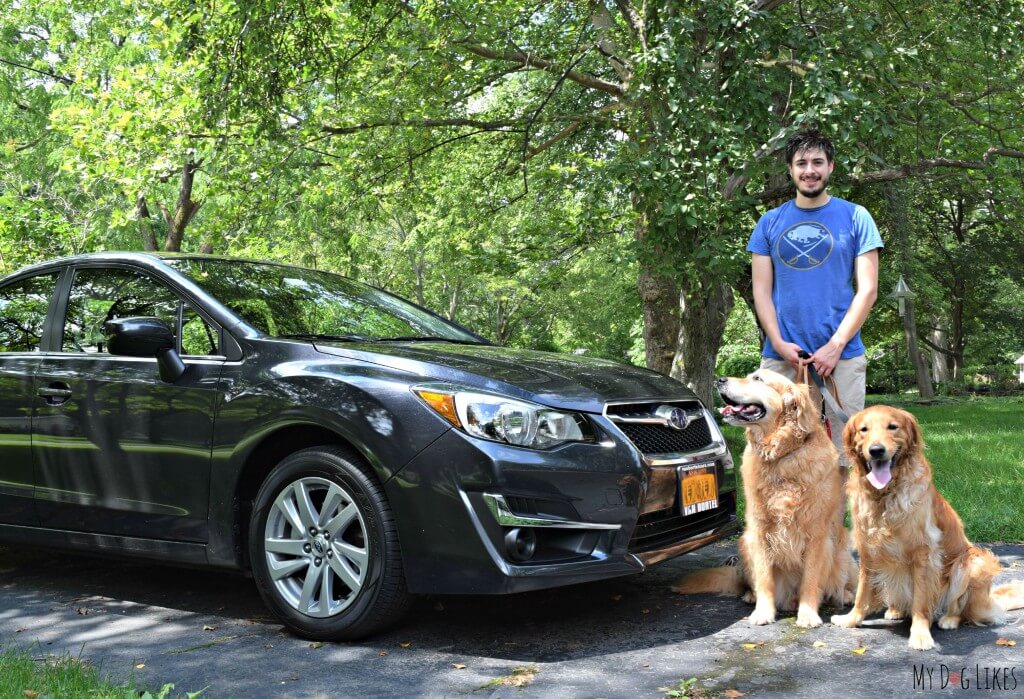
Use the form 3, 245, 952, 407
278, 333, 371, 342
377, 335, 485, 345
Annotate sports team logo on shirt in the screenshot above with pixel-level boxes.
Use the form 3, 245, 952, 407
775, 222, 834, 270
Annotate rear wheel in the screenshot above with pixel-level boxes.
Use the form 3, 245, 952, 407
249, 445, 411, 640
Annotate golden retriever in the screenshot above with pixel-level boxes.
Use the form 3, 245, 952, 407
832, 405, 1024, 650
674, 369, 856, 628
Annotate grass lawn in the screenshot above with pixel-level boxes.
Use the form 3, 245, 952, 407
722, 395, 1024, 543
0, 645, 194, 699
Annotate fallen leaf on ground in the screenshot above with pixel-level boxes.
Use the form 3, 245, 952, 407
135, 663, 145, 669
202, 624, 216, 631
399, 642, 411, 648
724, 690, 746, 698
996, 638, 1017, 647
23, 690, 38, 699
288, 674, 299, 681
309, 642, 324, 649
452, 663, 466, 669
813, 641, 827, 648
741, 642, 763, 651
486, 666, 538, 688
642, 662, 650, 668
852, 646, 868, 655
76, 608, 90, 615
378, 651, 389, 657
263, 644, 273, 649
641, 608, 651, 614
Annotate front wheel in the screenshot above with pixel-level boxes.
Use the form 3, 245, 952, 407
249, 446, 411, 640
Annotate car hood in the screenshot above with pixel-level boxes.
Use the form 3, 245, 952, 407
313, 341, 699, 413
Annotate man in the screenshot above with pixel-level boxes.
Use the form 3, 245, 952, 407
748, 130, 883, 454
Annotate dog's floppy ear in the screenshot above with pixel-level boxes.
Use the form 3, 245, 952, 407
783, 382, 818, 434
842, 411, 865, 467
900, 408, 924, 453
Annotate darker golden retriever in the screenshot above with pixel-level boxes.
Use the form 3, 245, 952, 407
832, 405, 1024, 650
674, 369, 856, 628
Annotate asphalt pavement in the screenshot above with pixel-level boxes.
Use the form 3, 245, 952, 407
1, 541, 1022, 698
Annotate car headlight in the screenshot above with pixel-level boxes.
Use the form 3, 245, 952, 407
412, 384, 595, 449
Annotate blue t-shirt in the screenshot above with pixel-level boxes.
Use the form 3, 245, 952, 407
747, 197, 883, 360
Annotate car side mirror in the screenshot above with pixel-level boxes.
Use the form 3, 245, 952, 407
104, 316, 186, 382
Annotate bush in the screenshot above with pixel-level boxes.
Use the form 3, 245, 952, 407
716, 351, 761, 378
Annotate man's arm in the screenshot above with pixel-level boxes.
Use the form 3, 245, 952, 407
751, 254, 804, 368
809, 249, 880, 377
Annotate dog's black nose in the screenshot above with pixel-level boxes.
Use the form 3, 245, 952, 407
715, 377, 727, 386
868, 444, 886, 459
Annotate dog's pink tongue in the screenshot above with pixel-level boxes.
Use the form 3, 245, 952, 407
867, 460, 892, 490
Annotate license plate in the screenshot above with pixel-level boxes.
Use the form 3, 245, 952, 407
680, 465, 718, 516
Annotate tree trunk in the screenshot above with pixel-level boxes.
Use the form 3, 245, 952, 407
136, 195, 158, 251
929, 321, 951, 383
637, 264, 679, 376
161, 160, 203, 252
901, 298, 934, 399
673, 273, 734, 406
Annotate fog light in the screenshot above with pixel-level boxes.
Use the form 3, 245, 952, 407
504, 527, 537, 562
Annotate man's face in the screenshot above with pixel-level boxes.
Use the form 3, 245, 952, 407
788, 146, 834, 199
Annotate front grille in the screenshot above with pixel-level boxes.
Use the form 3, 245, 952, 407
615, 420, 713, 455
606, 400, 714, 456
628, 490, 736, 553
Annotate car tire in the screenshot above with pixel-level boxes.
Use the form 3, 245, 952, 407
249, 445, 411, 640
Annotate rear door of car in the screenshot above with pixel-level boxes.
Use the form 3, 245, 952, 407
0, 269, 62, 525
32, 262, 225, 541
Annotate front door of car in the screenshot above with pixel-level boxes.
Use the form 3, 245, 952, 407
0, 271, 61, 525
32, 265, 225, 542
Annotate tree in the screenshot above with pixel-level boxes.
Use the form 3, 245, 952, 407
182, 0, 1024, 403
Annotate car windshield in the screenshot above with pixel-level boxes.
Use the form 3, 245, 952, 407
167, 259, 483, 343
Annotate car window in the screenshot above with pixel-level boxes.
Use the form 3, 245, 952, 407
62, 267, 219, 356
0, 273, 59, 352
168, 259, 482, 342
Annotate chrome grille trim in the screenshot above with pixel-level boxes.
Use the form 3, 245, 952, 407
603, 399, 729, 466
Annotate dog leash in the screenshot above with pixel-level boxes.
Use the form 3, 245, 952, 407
796, 350, 849, 423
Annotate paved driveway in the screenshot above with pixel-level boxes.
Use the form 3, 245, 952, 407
1, 542, 1022, 698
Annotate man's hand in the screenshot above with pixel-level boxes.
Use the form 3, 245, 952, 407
773, 341, 807, 370
810, 338, 845, 378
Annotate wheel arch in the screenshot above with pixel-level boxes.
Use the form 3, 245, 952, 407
232, 423, 378, 571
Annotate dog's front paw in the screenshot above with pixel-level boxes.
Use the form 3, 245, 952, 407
831, 612, 862, 628
748, 605, 776, 626
795, 607, 823, 628
938, 615, 960, 630
884, 607, 905, 620
741, 590, 756, 605
908, 628, 935, 650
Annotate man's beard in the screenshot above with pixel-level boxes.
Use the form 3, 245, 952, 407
794, 172, 830, 198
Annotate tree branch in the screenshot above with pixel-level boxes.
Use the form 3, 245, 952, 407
459, 43, 625, 97
755, 148, 1024, 202
321, 118, 522, 135
0, 57, 73, 86
613, 0, 645, 48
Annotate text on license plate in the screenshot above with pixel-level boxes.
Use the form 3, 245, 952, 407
681, 466, 718, 516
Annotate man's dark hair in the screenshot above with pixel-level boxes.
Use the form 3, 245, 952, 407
785, 130, 835, 165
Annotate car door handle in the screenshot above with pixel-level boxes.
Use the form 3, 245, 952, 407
38, 384, 73, 404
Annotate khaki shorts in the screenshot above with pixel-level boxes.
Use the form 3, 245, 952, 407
759, 354, 867, 463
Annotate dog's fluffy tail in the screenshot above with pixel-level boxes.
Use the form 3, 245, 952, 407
672, 566, 745, 596
992, 580, 1024, 611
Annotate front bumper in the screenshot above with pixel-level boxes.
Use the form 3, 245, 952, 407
385, 410, 737, 595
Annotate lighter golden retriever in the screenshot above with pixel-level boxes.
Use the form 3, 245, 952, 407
832, 405, 1024, 650
674, 369, 856, 628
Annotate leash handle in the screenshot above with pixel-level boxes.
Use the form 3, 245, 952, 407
795, 349, 846, 416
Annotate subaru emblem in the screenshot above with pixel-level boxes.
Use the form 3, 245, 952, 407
655, 405, 695, 430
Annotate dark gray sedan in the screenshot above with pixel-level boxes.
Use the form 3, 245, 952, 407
0, 253, 737, 639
